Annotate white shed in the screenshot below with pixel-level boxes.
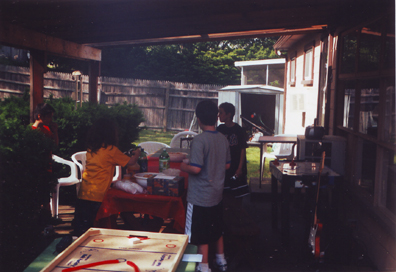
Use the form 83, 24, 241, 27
218, 58, 286, 135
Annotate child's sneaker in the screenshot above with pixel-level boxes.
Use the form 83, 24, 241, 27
213, 261, 227, 272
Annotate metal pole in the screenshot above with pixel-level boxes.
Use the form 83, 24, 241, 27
72, 71, 82, 109
266, 64, 269, 85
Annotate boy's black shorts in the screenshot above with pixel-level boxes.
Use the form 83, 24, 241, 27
185, 201, 224, 245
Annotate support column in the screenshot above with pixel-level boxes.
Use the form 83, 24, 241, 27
29, 50, 46, 122
163, 83, 170, 132
89, 60, 100, 104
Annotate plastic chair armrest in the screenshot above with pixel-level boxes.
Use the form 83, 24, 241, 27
52, 155, 79, 184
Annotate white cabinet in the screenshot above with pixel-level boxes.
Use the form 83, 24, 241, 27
297, 135, 346, 175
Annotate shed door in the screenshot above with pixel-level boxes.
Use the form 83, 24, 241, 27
240, 93, 275, 135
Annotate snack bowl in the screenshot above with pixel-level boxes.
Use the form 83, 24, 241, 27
134, 172, 158, 188
168, 152, 188, 162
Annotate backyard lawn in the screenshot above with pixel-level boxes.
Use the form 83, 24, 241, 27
134, 129, 272, 180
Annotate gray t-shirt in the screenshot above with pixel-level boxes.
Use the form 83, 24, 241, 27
186, 130, 231, 207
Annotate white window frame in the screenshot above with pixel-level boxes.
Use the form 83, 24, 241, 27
289, 52, 296, 86
302, 41, 315, 86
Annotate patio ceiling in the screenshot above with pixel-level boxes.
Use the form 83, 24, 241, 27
0, 0, 391, 53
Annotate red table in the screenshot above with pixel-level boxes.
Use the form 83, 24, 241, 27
94, 153, 189, 233
94, 188, 186, 233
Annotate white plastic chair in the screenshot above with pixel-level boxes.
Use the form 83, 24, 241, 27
271, 145, 296, 161
265, 134, 297, 160
261, 134, 297, 178
71, 151, 122, 183
169, 131, 198, 149
51, 154, 79, 218
137, 141, 170, 155
71, 151, 87, 179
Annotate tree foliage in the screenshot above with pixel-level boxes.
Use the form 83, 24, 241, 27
2, 38, 281, 85
101, 38, 280, 85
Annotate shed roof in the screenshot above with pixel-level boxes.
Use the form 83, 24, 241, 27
235, 59, 286, 67
220, 85, 284, 94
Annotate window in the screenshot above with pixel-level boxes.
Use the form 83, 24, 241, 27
342, 81, 355, 129
384, 20, 396, 70
342, 79, 380, 136
359, 79, 379, 136
383, 78, 395, 144
302, 41, 314, 85
245, 68, 267, 85
341, 31, 358, 74
360, 21, 382, 72
268, 66, 285, 87
244, 64, 285, 87
338, 17, 395, 215
289, 52, 296, 86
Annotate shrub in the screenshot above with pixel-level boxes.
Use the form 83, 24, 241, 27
47, 97, 145, 158
0, 94, 58, 261
0, 94, 144, 261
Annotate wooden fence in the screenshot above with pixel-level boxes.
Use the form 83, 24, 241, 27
0, 64, 222, 131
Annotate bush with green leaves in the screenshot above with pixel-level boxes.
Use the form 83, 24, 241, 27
48, 97, 144, 159
0, 94, 144, 165
0, 94, 58, 255
0, 93, 144, 246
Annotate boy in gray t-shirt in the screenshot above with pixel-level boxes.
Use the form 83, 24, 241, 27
181, 100, 231, 272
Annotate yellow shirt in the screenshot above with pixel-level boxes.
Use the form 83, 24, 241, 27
78, 145, 130, 202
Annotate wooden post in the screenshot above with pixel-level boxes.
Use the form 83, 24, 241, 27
163, 83, 170, 132
29, 50, 46, 123
89, 60, 100, 104
75, 76, 79, 109
80, 75, 83, 107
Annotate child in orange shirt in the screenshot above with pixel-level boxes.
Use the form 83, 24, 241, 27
72, 118, 140, 236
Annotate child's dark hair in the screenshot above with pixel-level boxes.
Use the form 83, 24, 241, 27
196, 100, 218, 126
86, 118, 119, 154
33, 103, 55, 120
219, 102, 235, 119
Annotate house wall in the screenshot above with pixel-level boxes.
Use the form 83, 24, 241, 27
280, 16, 395, 269
332, 21, 396, 270
284, 33, 322, 135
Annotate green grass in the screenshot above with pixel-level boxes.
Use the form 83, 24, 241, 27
246, 145, 272, 179
133, 129, 176, 146
246, 147, 261, 179
134, 129, 272, 180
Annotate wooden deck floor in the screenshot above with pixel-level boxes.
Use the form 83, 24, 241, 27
39, 193, 377, 272
54, 205, 174, 236
54, 205, 75, 235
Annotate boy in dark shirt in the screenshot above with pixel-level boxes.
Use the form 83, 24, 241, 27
217, 102, 250, 205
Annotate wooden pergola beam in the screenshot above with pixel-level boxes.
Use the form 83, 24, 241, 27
0, 23, 101, 61
1, 23, 102, 120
